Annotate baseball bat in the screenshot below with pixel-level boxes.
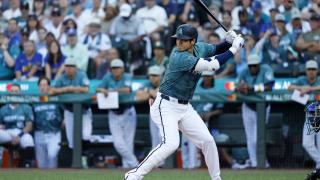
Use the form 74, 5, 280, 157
194, 0, 228, 32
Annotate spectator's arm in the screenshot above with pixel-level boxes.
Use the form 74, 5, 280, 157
96, 88, 108, 95
45, 64, 52, 80
27, 66, 39, 78
54, 65, 65, 81
135, 89, 150, 102
2, 49, 15, 67
215, 64, 235, 78
116, 86, 131, 93
67, 86, 89, 93
180, 1, 192, 23
296, 35, 312, 51
15, 71, 22, 79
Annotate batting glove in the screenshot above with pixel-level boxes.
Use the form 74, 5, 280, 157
225, 30, 237, 44
229, 35, 244, 54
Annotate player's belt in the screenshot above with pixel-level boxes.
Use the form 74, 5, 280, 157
160, 94, 188, 105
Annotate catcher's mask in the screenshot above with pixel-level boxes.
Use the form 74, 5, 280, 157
305, 102, 320, 135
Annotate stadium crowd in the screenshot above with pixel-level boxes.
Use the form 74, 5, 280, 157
0, 0, 319, 173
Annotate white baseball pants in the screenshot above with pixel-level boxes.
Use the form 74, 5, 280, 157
125, 93, 221, 180
149, 117, 165, 167
109, 106, 139, 168
64, 109, 92, 149
35, 131, 61, 168
181, 134, 201, 169
242, 103, 270, 167
302, 120, 320, 169
0, 128, 34, 148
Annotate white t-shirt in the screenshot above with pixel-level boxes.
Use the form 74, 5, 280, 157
136, 5, 168, 34
80, 33, 112, 58
3, 8, 21, 20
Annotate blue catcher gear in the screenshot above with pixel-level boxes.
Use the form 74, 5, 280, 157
305, 102, 320, 135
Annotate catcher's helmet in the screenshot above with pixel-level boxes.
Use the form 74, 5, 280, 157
305, 102, 320, 135
171, 24, 198, 41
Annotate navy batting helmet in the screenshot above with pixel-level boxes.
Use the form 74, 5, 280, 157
305, 102, 320, 134
172, 24, 198, 40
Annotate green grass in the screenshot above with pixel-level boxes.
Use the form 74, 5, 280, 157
0, 169, 309, 180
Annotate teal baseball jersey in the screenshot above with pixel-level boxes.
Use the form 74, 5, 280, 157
159, 42, 217, 101
98, 73, 132, 90
0, 104, 34, 129
54, 71, 90, 88
291, 76, 320, 86
236, 64, 274, 85
33, 104, 62, 133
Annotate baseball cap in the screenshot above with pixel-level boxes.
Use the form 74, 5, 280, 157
153, 41, 164, 49
20, 1, 29, 9
172, 24, 198, 40
71, 0, 81, 6
51, 6, 62, 16
65, 57, 77, 67
148, 65, 163, 76
110, 59, 124, 68
89, 18, 101, 27
66, 28, 77, 36
202, 71, 215, 76
275, 14, 285, 22
306, 60, 318, 69
247, 54, 261, 65
119, 4, 132, 18
252, 1, 262, 12
269, 8, 279, 13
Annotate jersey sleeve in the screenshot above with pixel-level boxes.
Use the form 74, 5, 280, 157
292, 76, 305, 86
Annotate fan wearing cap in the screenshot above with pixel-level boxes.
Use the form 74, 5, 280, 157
62, 28, 89, 72
296, 14, 320, 62
109, 3, 146, 64
50, 57, 92, 150
285, 10, 311, 36
65, 0, 86, 36
149, 41, 169, 73
235, 54, 274, 168
125, 24, 243, 180
288, 60, 320, 173
96, 59, 139, 169
44, 6, 64, 39
15, 1, 29, 29
81, 17, 112, 78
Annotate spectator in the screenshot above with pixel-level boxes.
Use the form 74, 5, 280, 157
15, 40, 43, 81
81, 0, 105, 29
16, 1, 29, 29
231, 0, 253, 28
234, 8, 253, 36
81, 18, 111, 78
66, 0, 86, 36
288, 60, 320, 172
62, 28, 89, 73
33, 77, 62, 168
279, 0, 300, 23
5, 18, 21, 60
45, 40, 66, 80
222, 0, 236, 13
96, 59, 139, 168
26, 14, 40, 43
177, 0, 192, 23
3, 0, 21, 20
235, 54, 274, 168
296, 14, 320, 63
50, 59, 92, 150
207, 4, 222, 30
158, 0, 178, 27
109, 3, 146, 65
101, 5, 118, 35
44, 6, 64, 39
0, 30, 16, 80
0, 83, 35, 167
215, 11, 233, 40
149, 41, 168, 73
135, 65, 164, 166
249, 1, 270, 39
96, 47, 120, 79
59, 18, 78, 46
36, 27, 48, 58
33, 0, 47, 22
136, 0, 168, 41
285, 12, 311, 40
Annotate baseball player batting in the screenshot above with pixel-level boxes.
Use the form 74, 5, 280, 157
125, 24, 244, 180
